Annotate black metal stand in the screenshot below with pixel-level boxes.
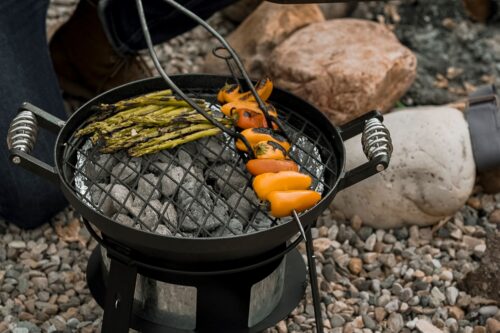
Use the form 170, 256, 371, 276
305, 227, 324, 333
101, 257, 137, 333
87, 246, 307, 333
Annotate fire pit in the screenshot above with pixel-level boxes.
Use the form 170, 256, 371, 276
6, 1, 392, 332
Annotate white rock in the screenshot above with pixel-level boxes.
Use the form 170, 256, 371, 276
415, 319, 444, 333
333, 107, 475, 229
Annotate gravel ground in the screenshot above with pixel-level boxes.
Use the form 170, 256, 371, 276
1, 1, 498, 333
2, 192, 500, 333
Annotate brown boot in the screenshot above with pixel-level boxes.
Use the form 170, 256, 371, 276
49, 0, 151, 100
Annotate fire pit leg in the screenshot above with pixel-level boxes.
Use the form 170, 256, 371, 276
305, 227, 324, 333
101, 256, 137, 333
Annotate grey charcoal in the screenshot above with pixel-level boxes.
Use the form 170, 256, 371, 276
109, 184, 133, 213
149, 162, 172, 175
250, 211, 276, 232
177, 150, 193, 169
90, 184, 115, 216
160, 166, 186, 197
151, 149, 176, 164
130, 199, 161, 231
149, 199, 177, 229
137, 174, 161, 200
208, 164, 251, 198
217, 218, 244, 237
111, 158, 141, 185
85, 154, 118, 182
155, 224, 172, 236
178, 189, 223, 233
226, 189, 258, 223
113, 214, 135, 227
199, 135, 235, 162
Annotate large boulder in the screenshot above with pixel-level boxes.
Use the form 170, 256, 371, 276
203, 2, 325, 77
269, 19, 417, 124
332, 107, 476, 229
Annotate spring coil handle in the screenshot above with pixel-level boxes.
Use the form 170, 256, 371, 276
362, 118, 393, 161
7, 111, 38, 154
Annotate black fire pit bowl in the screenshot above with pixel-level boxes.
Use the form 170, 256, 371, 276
7, 75, 391, 269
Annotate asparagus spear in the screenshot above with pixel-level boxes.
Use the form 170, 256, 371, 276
129, 128, 222, 157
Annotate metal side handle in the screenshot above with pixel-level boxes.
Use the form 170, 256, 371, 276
338, 110, 393, 190
7, 102, 65, 184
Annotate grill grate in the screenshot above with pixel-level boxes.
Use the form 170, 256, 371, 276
62, 88, 338, 238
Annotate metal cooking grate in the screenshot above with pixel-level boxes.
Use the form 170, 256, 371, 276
61, 87, 338, 238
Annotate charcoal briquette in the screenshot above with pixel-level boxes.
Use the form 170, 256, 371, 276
130, 199, 160, 231
90, 184, 115, 217
160, 166, 185, 197
113, 214, 135, 227
85, 154, 118, 182
137, 174, 161, 201
110, 159, 141, 185
199, 136, 235, 162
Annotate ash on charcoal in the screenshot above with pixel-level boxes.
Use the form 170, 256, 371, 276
137, 174, 161, 201
109, 184, 133, 213
113, 214, 135, 227
155, 224, 172, 236
207, 163, 251, 198
110, 157, 141, 185
226, 189, 259, 223
176, 150, 193, 169
199, 135, 235, 162
160, 166, 186, 197
89, 184, 115, 216
250, 211, 277, 232
159, 202, 178, 230
129, 199, 162, 231
216, 218, 244, 236
85, 153, 118, 182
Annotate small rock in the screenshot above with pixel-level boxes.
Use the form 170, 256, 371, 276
8, 241, 26, 249
462, 235, 485, 250
446, 287, 459, 305
490, 210, 500, 224
331, 314, 345, 328
313, 238, 332, 252
362, 313, 377, 330
448, 306, 464, 320
415, 319, 444, 333
349, 258, 363, 275
486, 318, 500, 333
479, 306, 499, 317
374, 307, 386, 322
385, 299, 400, 313
365, 234, 377, 251
388, 313, 404, 332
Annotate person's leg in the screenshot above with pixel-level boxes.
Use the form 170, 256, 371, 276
0, 0, 68, 228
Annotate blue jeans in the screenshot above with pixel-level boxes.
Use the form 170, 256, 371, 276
0, 0, 235, 228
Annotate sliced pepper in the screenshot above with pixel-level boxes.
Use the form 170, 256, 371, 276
236, 128, 290, 152
217, 78, 273, 104
217, 84, 240, 104
221, 101, 278, 118
267, 190, 321, 218
246, 159, 299, 176
233, 109, 269, 129
252, 171, 312, 201
254, 141, 287, 159
237, 78, 273, 102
